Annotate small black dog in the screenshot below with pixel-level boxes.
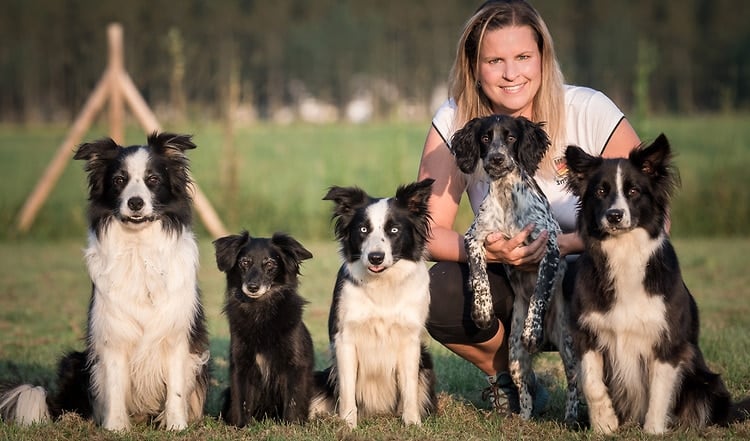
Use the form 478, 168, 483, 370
214, 231, 315, 426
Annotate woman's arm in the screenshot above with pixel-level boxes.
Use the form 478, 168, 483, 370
417, 126, 468, 262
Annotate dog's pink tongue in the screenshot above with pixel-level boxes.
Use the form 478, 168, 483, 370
368, 265, 385, 273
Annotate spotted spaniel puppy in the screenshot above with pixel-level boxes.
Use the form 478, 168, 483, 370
450, 115, 578, 423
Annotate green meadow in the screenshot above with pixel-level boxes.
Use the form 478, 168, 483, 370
0, 115, 749, 440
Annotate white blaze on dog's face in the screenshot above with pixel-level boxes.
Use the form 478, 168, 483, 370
359, 199, 395, 273
599, 165, 635, 234
116, 148, 157, 226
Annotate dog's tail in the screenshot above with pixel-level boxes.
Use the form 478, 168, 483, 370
308, 367, 336, 419
0, 351, 91, 426
0, 384, 52, 425
729, 397, 750, 424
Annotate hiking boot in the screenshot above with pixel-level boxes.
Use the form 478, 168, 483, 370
482, 372, 520, 415
482, 371, 550, 416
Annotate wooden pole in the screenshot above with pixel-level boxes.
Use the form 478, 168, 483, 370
16, 73, 111, 232
108, 24, 124, 144
16, 22, 228, 239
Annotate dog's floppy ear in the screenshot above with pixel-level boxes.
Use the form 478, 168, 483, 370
148, 132, 197, 153
74, 137, 122, 199
564, 145, 601, 197
271, 233, 313, 275
449, 117, 484, 174
514, 117, 550, 176
213, 231, 250, 272
323, 185, 371, 240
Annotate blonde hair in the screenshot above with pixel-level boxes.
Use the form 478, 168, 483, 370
449, 0, 565, 177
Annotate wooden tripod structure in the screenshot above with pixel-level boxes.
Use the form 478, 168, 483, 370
16, 23, 228, 238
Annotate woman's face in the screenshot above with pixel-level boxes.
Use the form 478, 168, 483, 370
476, 25, 542, 118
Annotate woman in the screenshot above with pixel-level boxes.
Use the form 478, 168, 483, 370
417, 0, 640, 415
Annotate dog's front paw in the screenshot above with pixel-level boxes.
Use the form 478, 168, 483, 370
102, 415, 131, 431
521, 326, 544, 353
589, 403, 618, 434
340, 407, 358, 429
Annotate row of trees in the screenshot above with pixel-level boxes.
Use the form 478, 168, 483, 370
1, 0, 747, 123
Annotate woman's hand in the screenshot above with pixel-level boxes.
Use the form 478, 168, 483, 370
484, 224, 548, 270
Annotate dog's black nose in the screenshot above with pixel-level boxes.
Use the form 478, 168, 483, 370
606, 209, 624, 224
368, 252, 385, 266
487, 153, 505, 167
128, 197, 144, 211
245, 282, 260, 293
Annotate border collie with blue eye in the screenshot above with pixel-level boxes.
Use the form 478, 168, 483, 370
214, 231, 315, 426
309, 179, 438, 428
565, 135, 750, 434
0, 133, 210, 431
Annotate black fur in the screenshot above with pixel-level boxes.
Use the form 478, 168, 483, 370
214, 231, 315, 426
565, 134, 750, 433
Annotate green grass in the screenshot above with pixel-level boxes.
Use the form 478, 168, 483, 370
1, 237, 749, 440
0, 118, 749, 438
1, 115, 749, 241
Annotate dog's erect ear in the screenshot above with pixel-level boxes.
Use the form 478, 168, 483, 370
271, 233, 313, 275
630, 133, 679, 197
514, 117, 550, 176
394, 178, 434, 217
564, 145, 601, 197
394, 178, 434, 242
213, 231, 250, 272
449, 117, 484, 174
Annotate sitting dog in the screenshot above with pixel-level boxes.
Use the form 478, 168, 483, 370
310, 179, 438, 428
0, 133, 210, 430
450, 115, 579, 422
565, 135, 750, 433
214, 231, 315, 426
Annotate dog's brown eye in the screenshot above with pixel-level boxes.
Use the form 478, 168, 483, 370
239, 257, 251, 270
481, 135, 490, 144
263, 259, 277, 272
627, 187, 640, 198
595, 187, 607, 198
507, 135, 516, 143
146, 175, 160, 186
113, 175, 126, 186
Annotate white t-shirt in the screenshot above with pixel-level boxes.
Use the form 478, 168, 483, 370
431, 85, 625, 233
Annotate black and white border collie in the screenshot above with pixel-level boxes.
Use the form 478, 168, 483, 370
0, 132, 210, 431
565, 135, 750, 434
310, 179, 438, 428
214, 231, 315, 426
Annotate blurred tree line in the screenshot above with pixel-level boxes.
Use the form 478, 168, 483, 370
1, 0, 747, 124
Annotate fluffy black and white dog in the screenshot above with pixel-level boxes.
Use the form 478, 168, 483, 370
450, 115, 578, 422
214, 231, 315, 426
565, 135, 750, 434
310, 179, 438, 428
0, 133, 210, 430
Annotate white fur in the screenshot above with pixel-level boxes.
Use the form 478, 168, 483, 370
580, 166, 681, 433
334, 199, 431, 428
85, 219, 207, 430
0, 385, 50, 425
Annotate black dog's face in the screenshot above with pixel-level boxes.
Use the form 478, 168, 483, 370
449, 115, 550, 179
214, 232, 312, 301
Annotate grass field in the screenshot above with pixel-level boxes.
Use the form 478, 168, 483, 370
0, 117, 749, 439
0, 237, 749, 440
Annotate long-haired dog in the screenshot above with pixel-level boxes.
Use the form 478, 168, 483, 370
213, 231, 315, 426
310, 179, 438, 428
450, 115, 579, 423
0, 133, 210, 430
565, 134, 750, 434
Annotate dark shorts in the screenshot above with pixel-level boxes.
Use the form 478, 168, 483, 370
426, 257, 578, 346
